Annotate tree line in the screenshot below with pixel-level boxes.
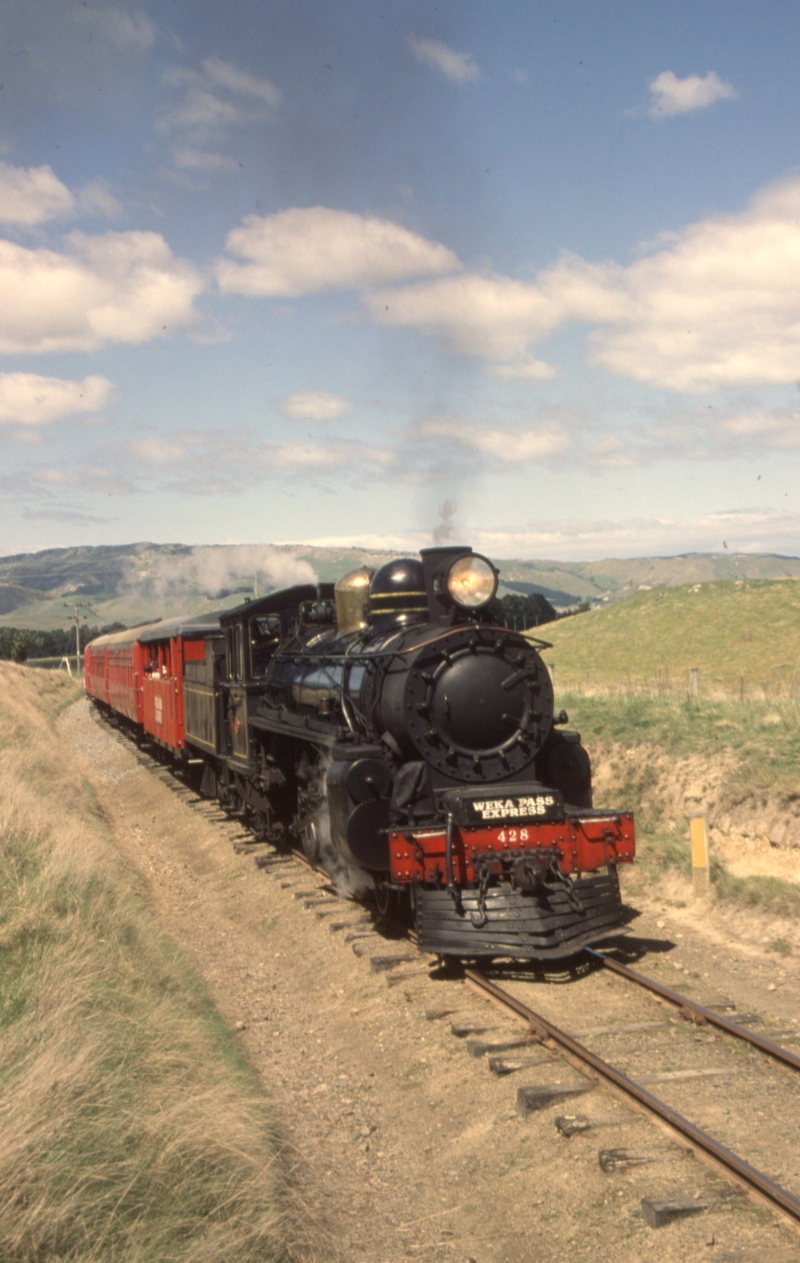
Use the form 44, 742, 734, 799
499, 592, 558, 628
0, 624, 127, 663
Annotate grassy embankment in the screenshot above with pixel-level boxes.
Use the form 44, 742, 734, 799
532, 578, 800, 919
540, 576, 800, 698
0, 664, 293, 1262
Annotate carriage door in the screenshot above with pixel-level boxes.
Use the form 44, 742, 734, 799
226, 622, 250, 761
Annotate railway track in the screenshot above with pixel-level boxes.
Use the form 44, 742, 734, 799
587, 947, 800, 1074
94, 707, 800, 1241
463, 964, 800, 1229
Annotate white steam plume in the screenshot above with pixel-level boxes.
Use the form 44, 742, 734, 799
129, 544, 317, 603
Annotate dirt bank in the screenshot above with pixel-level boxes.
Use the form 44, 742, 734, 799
592, 741, 800, 881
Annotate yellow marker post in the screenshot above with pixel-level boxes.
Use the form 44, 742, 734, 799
690, 815, 711, 898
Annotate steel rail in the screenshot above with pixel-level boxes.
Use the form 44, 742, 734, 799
587, 948, 800, 1073
464, 966, 800, 1224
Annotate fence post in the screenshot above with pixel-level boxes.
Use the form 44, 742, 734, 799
689, 668, 699, 699
690, 816, 711, 898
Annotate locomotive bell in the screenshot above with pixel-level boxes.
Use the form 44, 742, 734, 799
334, 567, 374, 634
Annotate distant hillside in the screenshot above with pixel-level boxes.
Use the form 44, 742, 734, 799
500, 551, 800, 603
537, 577, 800, 698
1, 541, 800, 634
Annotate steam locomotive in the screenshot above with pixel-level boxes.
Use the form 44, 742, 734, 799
84, 545, 634, 959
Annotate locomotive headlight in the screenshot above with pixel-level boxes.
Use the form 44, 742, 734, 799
446, 554, 498, 608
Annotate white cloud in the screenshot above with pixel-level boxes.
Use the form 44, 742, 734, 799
363, 176, 800, 393
408, 36, 480, 83
76, 180, 124, 218
0, 373, 113, 427
163, 83, 243, 135
487, 358, 558, 381
258, 439, 394, 472
468, 509, 800, 562
201, 57, 281, 106
365, 261, 618, 359
277, 390, 352, 422
126, 428, 395, 490
0, 230, 203, 354
173, 148, 238, 173
409, 414, 571, 464
278, 509, 800, 562
649, 70, 737, 118
589, 177, 800, 390
367, 273, 546, 358
0, 161, 75, 225
30, 465, 130, 493
217, 206, 460, 297
128, 436, 189, 465
0, 162, 122, 225
298, 531, 424, 551
263, 441, 348, 468
32, 468, 79, 485
74, 6, 155, 51
0, 460, 132, 520
717, 406, 800, 448
161, 58, 280, 163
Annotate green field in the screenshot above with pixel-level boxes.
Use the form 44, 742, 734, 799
536, 579, 800, 917
538, 577, 800, 698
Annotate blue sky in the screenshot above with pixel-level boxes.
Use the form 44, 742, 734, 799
2, 0, 800, 561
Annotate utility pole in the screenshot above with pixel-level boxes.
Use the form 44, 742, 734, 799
64, 602, 92, 677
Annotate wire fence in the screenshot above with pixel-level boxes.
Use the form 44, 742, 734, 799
544, 664, 800, 702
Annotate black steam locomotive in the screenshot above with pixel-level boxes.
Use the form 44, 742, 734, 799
86, 545, 634, 959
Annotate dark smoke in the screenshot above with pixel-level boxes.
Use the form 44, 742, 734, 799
432, 498, 457, 545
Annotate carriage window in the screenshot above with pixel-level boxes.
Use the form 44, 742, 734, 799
249, 615, 280, 678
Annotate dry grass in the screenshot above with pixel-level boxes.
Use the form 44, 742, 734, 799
0, 664, 294, 1262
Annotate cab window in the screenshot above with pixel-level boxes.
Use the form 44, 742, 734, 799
249, 615, 280, 678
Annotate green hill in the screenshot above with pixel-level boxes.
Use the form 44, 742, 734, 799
3, 540, 800, 640
538, 578, 800, 699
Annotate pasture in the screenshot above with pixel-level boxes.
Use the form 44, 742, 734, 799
539, 577, 800, 699
539, 578, 800, 919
